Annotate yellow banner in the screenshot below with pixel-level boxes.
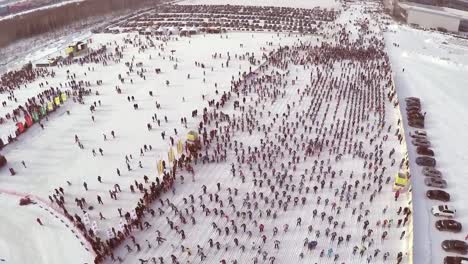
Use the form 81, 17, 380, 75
168, 148, 175, 163
157, 160, 163, 175
177, 140, 183, 154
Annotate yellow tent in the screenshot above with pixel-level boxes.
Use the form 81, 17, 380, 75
47, 101, 54, 111
393, 172, 409, 190
168, 147, 175, 163
177, 140, 183, 154
65, 46, 74, 55
61, 93, 67, 102
54, 96, 61, 105
187, 130, 198, 141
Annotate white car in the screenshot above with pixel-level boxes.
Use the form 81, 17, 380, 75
432, 205, 456, 218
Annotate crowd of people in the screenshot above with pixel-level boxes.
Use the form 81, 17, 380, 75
2, 2, 413, 264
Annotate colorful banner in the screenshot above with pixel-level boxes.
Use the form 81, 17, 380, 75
40, 106, 47, 116
177, 139, 183, 154
32, 111, 39, 121
168, 147, 175, 163
157, 160, 163, 175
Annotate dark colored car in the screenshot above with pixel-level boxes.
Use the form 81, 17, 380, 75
444, 256, 468, 264
416, 156, 436, 167
427, 190, 450, 201
425, 177, 447, 188
412, 138, 431, 147
0, 154, 6, 168
417, 146, 434, 156
442, 240, 468, 255
436, 220, 462, 232
410, 130, 427, 137
422, 167, 442, 177
405, 97, 420, 103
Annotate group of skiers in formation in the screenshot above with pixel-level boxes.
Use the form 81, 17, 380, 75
1, 3, 412, 264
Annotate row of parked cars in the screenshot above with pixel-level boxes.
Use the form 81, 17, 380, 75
405, 97, 467, 264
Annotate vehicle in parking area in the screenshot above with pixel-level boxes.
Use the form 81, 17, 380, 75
408, 121, 424, 129
410, 130, 427, 137
417, 146, 434, 156
436, 220, 462, 232
427, 190, 450, 201
423, 167, 442, 177
425, 178, 447, 188
442, 240, 468, 255
412, 134, 428, 141
412, 138, 431, 147
0, 154, 6, 168
432, 205, 456, 218
416, 156, 436, 167
444, 256, 468, 264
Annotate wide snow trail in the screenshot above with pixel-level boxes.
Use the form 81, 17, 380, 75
0, 3, 414, 263
109, 5, 412, 263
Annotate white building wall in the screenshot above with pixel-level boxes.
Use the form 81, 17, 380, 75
407, 9, 460, 32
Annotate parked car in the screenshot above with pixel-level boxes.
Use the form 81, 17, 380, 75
412, 138, 431, 147
442, 240, 468, 255
432, 205, 456, 218
416, 156, 436, 167
436, 220, 462, 232
425, 178, 447, 188
0, 154, 6, 168
409, 120, 424, 129
427, 190, 450, 201
412, 134, 428, 141
405, 97, 420, 103
444, 256, 468, 264
410, 130, 427, 137
422, 167, 442, 177
417, 146, 434, 156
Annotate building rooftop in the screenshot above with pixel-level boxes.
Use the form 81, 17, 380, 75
400, 1, 468, 19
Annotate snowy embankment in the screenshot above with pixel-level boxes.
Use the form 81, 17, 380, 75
386, 24, 468, 264
0, 32, 304, 263
0, 192, 94, 264
176, 0, 340, 9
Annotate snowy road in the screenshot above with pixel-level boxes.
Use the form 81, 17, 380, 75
386, 25, 468, 264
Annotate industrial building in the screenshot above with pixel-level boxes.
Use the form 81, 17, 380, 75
395, 1, 468, 33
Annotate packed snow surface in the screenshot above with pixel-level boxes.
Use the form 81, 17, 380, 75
176, 0, 340, 9
1, 2, 453, 264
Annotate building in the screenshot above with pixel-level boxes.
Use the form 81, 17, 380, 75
396, 2, 468, 32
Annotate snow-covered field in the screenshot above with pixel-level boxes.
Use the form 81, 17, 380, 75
386, 24, 468, 264
176, 0, 340, 9
4, 0, 467, 263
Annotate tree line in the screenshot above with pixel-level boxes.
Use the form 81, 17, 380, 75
0, 0, 161, 48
